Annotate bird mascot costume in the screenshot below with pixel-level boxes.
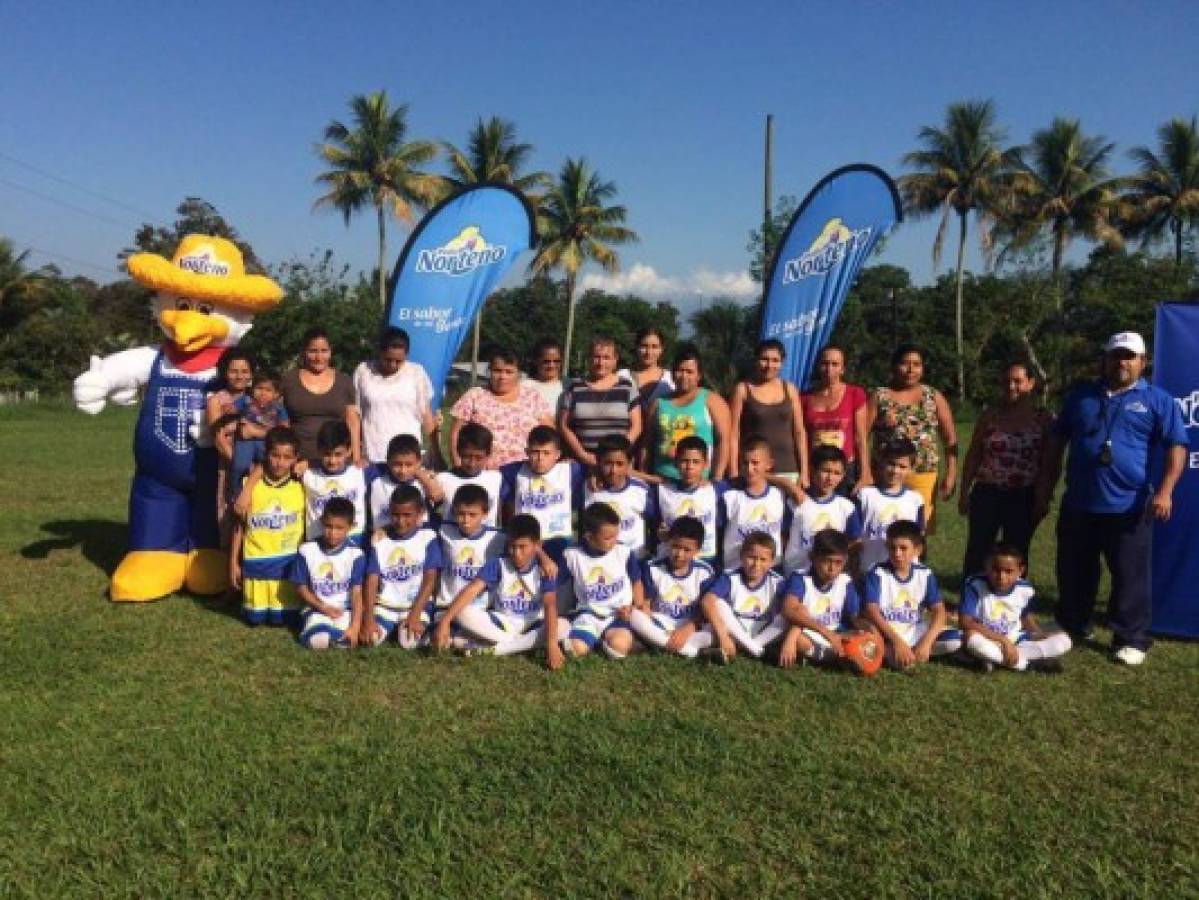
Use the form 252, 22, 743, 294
73, 235, 283, 601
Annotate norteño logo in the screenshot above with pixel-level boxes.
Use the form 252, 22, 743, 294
415, 226, 507, 277
780, 217, 873, 285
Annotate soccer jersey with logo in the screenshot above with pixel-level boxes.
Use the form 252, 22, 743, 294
857, 486, 925, 571
476, 557, 552, 629
959, 575, 1035, 642
861, 562, 940, 645
642, 559, 714, 622
720, 483, 789, 570
560, 543, 640, 617
367, 471, 427, 531
367, 526, 442, 611
436, 523, 505, 608
584, 478, 654, 556
291, 540, 367, 611
302, 465, 367, 540
242, 475, 305, 580
705, 568, 785, 622
655, 482, 722, 562
782, 494, 863, 573
435, 469, 504, 527
782, 570, 860, 629
502, 460, 582, 541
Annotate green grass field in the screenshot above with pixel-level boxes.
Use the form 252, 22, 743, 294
1, 403, 1196, 898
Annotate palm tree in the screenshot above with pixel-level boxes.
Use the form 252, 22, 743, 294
442, 116, 550, 381
899, 100, 1014, 400
530, 158, 637, 375
1122, 116, 1199, 266
314, 91, 441, 307
0, 238, 41, 330
1002, 118, 1123, 296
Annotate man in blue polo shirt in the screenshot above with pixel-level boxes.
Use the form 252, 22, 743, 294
1035, 331, 1187, 665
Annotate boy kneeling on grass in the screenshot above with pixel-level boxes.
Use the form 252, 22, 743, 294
362, 485, 441, 648
629, 516, 718, 659
859, 520, 960, 670
700, 531, 788, 664
959, 543, 1071, 674
292, 496, 366, 649
777, 528, 866, 669
432, 514, 565, 670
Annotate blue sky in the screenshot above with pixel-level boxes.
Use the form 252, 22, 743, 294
2, 0, 1195, 314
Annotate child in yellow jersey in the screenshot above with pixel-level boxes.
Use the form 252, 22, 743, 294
230, 426, 306, 626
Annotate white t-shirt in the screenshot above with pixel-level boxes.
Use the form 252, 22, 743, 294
435, 469, 504, 528
366, 526, 442, 611
861, 562, 940, 645
782, 570, 860, 629
720, 482, 788, 570
857, 486, 925, 571
301, 465, 368, 541
585, 478, 654, 557
959, 575, 1036, 641
367, 468, 428, 531
704, 568, 785, 623
353, 360, 433, 463
292, 540, 367, 611
524, 375, 564, 414
559, 543, 641, 617
654, 482, 723, 562
783, 494, 863, 573
501, 460, 583, 541
642, 559, 715, 622
436, 523, 506, 608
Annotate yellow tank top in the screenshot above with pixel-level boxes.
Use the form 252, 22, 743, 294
243, 476, 306, 572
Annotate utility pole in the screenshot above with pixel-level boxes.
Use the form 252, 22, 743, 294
762, 114, 773, 307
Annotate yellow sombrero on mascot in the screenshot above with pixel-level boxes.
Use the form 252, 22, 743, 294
73, 235, 282, 601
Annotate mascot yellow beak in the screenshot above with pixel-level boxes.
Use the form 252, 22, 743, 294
159, 309, 230, 352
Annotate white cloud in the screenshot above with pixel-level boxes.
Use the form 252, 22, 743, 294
579, 264, 757, 303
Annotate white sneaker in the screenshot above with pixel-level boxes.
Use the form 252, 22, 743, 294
1113, 646, 1146, 666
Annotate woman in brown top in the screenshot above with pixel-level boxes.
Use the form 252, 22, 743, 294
279, 327, 361, 466
728, 339, 808, 484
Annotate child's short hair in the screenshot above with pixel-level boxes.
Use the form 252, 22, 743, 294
580, 501, 621, 535
740, 434, 773, 457
881, 438, 918, 465
389, 484, 425, 511
451, 483, 490, 512
251, 369, 278, 390
884, 520, 924, 548
675, 435, 709, 459
321, 496, 355, 524
596, 434, 633, 460
667, 515, 705, 547
526, 425, 561, 450
506, 514, 541, 543
741, 531, 777, 558
987, 542, 1025, 567
457, 422, 493, 455
387, 433, 422, 459
811, 528, 850, 559
316, 420, 352, 453
264, 426, 299, 454
810, 444, 848, 470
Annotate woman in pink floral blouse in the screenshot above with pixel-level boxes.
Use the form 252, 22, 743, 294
450, 346, 555, 467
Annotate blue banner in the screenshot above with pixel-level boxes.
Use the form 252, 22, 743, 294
386, 183, 536, 408
761, 165, 902, 388
1151, 302, 1199, 638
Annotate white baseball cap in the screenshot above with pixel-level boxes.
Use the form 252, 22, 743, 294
1104, 331, 1146, 355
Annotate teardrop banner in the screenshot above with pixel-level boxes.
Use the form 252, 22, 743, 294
386, 183, 536, 408
760, 164, 903, 388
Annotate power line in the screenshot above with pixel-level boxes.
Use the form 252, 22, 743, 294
0, 176, 138, 231
0, 149, 159, 221
24, 245, 121, 277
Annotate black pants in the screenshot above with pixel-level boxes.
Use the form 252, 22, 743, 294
1055, 504, 1153, 651
963, 484, 1036, 577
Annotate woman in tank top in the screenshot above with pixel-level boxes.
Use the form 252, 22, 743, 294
728, 339, 808, 483
647, 342, 731, 479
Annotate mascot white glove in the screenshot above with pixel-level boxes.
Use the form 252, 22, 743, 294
74, 356, 112, 415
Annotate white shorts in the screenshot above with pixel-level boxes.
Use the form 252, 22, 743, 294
373, 604, 431, 641
568, 611, 632, 648
300, 608, 352, 648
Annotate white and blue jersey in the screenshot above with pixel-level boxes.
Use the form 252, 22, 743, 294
366, 526, 442, 612
435, 469, 504, 528
782, 494, 863, 573
367, 468, 427, 531
655, 481, 723, 563
705, 568, 785, 624
501, 460, 583, 543
720, 482, 789, 570
861, 562, 940, 645
475, 557, 553, 631
436, 523, 505, 608
857, 486, 925, 571
302, 464, 368, 542
584, 478, 655, 558
559, 543, 641, 617
782, 570, 860, 630
291, 539, 367, 611
642, 559, 714, 625
960, 575, 1036, 642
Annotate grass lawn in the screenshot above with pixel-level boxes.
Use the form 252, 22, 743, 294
1, 402, 1196, 897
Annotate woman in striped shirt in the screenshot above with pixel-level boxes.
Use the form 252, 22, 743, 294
559, 335, 642, 466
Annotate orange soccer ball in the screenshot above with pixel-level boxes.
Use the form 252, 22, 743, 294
840, 631, 884, 677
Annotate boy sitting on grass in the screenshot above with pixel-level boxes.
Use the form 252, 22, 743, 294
857, 439, 925, 572
428, 423, 504, 528
781, 445, 862, 574
859, 520, 960, 670
292, 497, 366, 649
559, 502, 645, 660
629, 516, 717, 659
959, 543, 1071, 674
432, 514, 565, 670
778, 528, 864, 668
362, 485, 442, 648
700, 532, 787, 664
583, 434, 655, 559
